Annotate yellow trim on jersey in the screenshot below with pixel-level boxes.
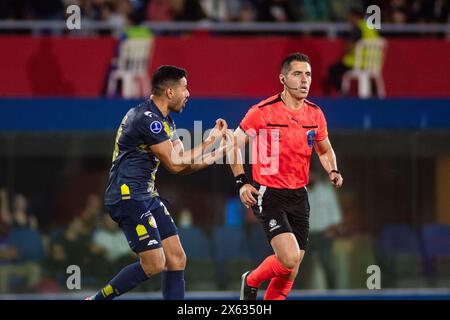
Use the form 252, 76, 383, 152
163, 120, 172, 138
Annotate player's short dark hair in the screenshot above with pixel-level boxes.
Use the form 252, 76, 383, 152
281, 53, 311, 74
151, 65, 187, 95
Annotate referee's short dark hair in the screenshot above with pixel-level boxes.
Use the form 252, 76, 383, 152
151, 65, 187, 95
281, 53, 311, 74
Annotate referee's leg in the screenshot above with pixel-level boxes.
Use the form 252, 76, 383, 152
243, 232, 303, 300
270, 233, 304, 280
265, 233, 304, 300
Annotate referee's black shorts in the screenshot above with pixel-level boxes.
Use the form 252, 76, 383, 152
251, 182, 310, 250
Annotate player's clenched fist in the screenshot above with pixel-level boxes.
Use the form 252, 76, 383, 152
205, 118, 228, 144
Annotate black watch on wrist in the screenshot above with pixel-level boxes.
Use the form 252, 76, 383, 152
329, 169, 340, 175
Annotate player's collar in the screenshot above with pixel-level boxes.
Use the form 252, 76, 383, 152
148, 98, 168, 120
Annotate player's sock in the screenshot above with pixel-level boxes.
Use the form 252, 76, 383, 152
263, 276, 295, 300
94, 261, 149, 300
162, 270, 185, 300
246, 255, 293, 288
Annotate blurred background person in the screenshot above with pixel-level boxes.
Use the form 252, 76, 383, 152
300, 166, 343, 290
326, 7, 380, 95
0, 191, 44, 293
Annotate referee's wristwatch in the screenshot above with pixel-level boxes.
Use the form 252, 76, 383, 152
329, 169, 341, 175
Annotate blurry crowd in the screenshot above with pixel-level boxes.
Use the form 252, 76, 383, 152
0, 189, 135, 293
0, 0, 448, 24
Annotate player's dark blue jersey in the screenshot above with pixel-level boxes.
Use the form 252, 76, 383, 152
104, 99, 178, 205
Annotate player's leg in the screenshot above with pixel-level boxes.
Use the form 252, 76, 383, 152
161, 235, 186, 300
93, 248, 165, 300
92, 200, 164, 300
152, 199, 186, 300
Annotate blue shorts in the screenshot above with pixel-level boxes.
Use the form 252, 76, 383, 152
106, 197, 178, 253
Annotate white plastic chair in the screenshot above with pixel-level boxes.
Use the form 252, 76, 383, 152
106, 38, 152, 98
341, 38, 387, 99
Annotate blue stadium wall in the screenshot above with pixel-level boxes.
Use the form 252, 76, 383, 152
0, 98, 450, 131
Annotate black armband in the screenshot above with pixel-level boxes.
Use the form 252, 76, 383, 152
235, 174, 250, 190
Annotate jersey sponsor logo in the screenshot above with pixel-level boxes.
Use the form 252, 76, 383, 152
306, 129, 316, 148
144, 111, 156, 118
150, 121, 163, 134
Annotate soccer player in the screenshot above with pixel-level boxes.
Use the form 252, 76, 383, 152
228, 53, 343, 300
88, 65, 231, 300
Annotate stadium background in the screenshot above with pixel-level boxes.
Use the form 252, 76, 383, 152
0, 0, 450, 299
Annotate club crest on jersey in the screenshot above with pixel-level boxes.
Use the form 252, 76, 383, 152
306, 130, 316, 148
150, 121, 162, 134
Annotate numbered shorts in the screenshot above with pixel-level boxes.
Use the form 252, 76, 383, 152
106, 197, 178, 253
251, 182, 310, 250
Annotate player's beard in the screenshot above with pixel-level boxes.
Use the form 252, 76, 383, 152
170, 97, 187, 113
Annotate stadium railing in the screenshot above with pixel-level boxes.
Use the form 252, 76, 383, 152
0, 20, 449, 38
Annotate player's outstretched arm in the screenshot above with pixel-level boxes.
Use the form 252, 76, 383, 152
150, 119, 232, 175
314, 138, 343, 188
228, 127, 259, 208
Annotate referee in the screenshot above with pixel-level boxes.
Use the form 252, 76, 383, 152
229, 53, 343, 300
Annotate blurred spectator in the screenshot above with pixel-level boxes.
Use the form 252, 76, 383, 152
0, 189, 12, 230
0, 191, 44, 293
178, 208, 194, 228
301, 0, 332, 22
302, 169, 343, 289
199, 0, 231, 21
174, 0, 208, 21
326, 7, 379, 94
80, 193, 103, 233
46, 216, 106, 287
146, 0, 177, 21
93, 214, 134, 267
257, 0, 300, 22
237, 1, 257, 22
100, 0, 133, 27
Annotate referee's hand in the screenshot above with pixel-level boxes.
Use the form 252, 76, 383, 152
239, 184, 259, 208
329, 172, 343, 188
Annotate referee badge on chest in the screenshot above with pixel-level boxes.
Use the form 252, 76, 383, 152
306, 130, 316, 148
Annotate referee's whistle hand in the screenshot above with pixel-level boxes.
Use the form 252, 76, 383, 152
239, 184, 259, 208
